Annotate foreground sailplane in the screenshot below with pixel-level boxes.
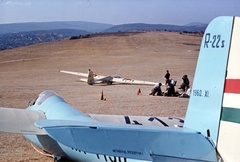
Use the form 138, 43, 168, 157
0, 16, 240, 161
60, 69, 158, 85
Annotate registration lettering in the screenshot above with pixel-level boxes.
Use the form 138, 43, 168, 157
204, 33, 225, 48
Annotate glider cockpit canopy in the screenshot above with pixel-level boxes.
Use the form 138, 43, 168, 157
32, 90, 60, 106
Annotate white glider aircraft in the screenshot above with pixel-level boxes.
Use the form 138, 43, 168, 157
60, 69, 158, 85
1, 16, 240, 162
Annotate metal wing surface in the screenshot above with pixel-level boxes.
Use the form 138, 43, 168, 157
112, 77, 157, 85
89, 114, 184, 127
60, 70, 89, 77
36, 120, 216, 162
0, 107, 46, 135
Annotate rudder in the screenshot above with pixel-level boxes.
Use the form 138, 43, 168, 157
184, 16, 234, 143
87, 69, 95, 85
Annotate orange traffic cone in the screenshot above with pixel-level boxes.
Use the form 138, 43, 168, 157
137, 88, 142, 95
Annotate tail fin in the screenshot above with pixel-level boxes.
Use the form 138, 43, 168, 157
87, 69, 95, 85
184, 16, 240, 161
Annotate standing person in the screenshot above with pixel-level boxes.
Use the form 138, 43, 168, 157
164, 70, 170, 84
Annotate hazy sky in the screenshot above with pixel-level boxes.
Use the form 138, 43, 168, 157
0, 0, 240, 25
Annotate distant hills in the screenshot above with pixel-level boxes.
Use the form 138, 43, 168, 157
104, 23, 206, 33
0, 29, 89, 50
0, 21, 113, 50
0, 21, 113, 34
0, 21, 207, 50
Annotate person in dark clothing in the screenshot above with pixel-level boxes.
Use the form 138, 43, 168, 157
180, 75, 190, 91
164, 70, 170, 84
164, 82, 175, 96
149, 83, 163, 96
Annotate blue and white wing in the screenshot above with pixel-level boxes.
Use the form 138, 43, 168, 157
35, 120, 216, 162
89, 114, 184, 127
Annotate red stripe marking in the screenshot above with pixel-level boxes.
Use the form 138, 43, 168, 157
224, 79, 240, 94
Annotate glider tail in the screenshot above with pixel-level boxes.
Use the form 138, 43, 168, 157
184, 16, 240, 161
87, 69, 94, 85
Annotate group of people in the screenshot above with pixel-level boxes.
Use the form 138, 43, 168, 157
149, 70, 190, 97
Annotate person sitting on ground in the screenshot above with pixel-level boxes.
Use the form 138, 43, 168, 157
179, 75, 189, 91
164, 82, 175, 96
170, 79, 177, 86
179, 87, 191, 98
149, 83, 163, 96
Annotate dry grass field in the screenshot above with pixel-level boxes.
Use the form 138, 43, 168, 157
0, 31, 202, 161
